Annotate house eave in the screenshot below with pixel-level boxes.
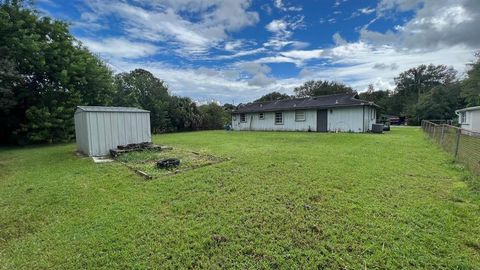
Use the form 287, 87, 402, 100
232, 103, 378, 114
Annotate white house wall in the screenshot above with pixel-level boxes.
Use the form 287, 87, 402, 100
232, 110, 317, 131
462, 110, 480, 132
328, 106, 376, 132
233, 106, 377, 133
328, 106, 363, 132
471, 111, 480, 132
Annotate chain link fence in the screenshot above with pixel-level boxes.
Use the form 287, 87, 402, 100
421, 120, 480, 175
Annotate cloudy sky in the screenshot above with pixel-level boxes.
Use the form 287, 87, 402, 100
38, 0, 479, 104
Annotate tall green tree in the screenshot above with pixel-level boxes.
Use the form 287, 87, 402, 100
358, 84, 391, 115
199, 102, 229, 130
0, 1, 114, 143
294, 80, 353, 97
415, 84, 463, 121
168, 96, 202, 131
113, 69, 171, 133
254, 91, 291, 102
461, 53, 480, 106
393, 64, 457, 117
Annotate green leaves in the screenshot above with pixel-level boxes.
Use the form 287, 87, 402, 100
294, 80, 354, 98
0, 2, 113, 144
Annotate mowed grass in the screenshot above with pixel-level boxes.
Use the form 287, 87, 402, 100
0, 128, 479, 269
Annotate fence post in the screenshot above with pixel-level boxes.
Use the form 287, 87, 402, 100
432, 124, 436, 139
454, 128, 461, 160
440, 124, 445, 146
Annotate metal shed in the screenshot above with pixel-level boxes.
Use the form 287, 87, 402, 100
74, 106, 151, 156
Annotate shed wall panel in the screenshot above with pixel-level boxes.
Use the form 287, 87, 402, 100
75, 109, 151, 156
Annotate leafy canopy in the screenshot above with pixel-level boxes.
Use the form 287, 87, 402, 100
254, 91, 291, 102
293, 80, 353, 97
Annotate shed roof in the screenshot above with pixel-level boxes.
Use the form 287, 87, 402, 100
233, 93, 378, 113
76, 106, 150, 113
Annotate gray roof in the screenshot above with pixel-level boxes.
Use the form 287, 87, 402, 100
233, 93, 378, 113
76, 106, 150, 113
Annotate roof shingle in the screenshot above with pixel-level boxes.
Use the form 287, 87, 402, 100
233, 93, 377, 113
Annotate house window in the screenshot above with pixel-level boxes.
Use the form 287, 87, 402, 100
295, 110, 306, 121
240, 113, 246, 123
460, 112, 466, 123
259, 113, 265, 120
275, 112, 283, 125
233, 114, 237, 121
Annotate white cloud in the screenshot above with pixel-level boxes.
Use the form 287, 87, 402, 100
266, 19, 289, 33
81, 37, 158, 58
265, 15, 305, 50
359, 7, 376, 14
280, 49, 324, 60
367, 0, 480, 49
238, 62, 271, 75
273, 0, 302, 12
215, 48, 266, 60
332, 32, 347, 45
81, 0, 259, 55
248, 73, 276, 86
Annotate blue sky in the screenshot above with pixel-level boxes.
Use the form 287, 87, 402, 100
37, 0, 480, 104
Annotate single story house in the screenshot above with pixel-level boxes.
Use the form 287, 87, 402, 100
456, 106, 480, 132
231, 93, 378, 132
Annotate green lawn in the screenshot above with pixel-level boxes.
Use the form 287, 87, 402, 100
1, 128, 479, 269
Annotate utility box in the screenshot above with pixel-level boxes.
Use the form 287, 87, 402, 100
74, 106, 151, 156
371, 123, 384, 134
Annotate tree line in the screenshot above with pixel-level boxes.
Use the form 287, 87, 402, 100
255, 59, 480, 125
0, 2, 231, 144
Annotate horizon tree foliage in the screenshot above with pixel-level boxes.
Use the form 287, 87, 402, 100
254, 91, 291, 102
358, 84, 391, 115
0, 0, 114, 144
392, 64, 457, 119
293, 80, 354, 97
113, 69, 171, 133
199, 102, 229, 130
461, 53, 480, 106
415, 83, 464, 121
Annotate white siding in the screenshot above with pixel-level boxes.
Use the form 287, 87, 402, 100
232, 110, 316, 131
328, 106, 363, 132
461, 109, 480, 132
233, 106, 377, 133
471, 110, 480, 132
75, 109, 151, 156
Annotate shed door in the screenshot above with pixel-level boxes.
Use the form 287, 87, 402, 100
317, 109, 328, 132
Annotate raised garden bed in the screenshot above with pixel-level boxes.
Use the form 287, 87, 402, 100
114, 147, 225, 179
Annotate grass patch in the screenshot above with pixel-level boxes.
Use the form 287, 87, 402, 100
0, 127, 479, 269
115, 148, 225, 178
